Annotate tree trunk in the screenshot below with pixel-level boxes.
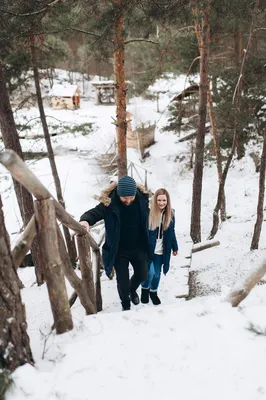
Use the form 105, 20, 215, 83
114, 0, 127, 179
0, 194, 34, 374
233, 30, 245, 160
0, 62, 44, 285
233, 30, 243, 65
30, 44, 77, 267
208, 0, 259, 240
251, 128, 266, 249
190, 7, 210, 243
207, 82, 226, 221
208, 124, 239, 240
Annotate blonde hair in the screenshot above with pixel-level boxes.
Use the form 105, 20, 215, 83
149, 188, 172, 231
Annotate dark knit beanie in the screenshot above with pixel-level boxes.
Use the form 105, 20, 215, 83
117, 176, 137, 197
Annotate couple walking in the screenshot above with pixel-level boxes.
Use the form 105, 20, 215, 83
80, 176, 178, 311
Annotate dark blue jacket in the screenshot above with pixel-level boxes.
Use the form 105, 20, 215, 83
148, 211, 178, 275
80, 183, 150, 277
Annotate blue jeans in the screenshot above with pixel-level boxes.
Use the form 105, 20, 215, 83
141, 254, 163, 291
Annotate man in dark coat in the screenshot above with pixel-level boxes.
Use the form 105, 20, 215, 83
80, 176, 150, 311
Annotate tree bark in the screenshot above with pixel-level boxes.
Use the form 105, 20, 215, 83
30, 44, 77, 267
251, 128, 266, 249
190, 6, 210, 243
114, 0, 127, 178
34, 199, 73, 334
0, 62, 44, 284
0, 194, 34, 373
207, 82, 226, 221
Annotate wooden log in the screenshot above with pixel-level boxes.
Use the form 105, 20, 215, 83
192, 240, 220, 254
0, 150, 50, 200
178, 132, 197, 142
95, 250, 103, 312
226, 259, 266, 307
34, 199, 73, 334
12, 215, 37, 269
56, 226, 96, 315
77, 235, 96, 313
178, 124, 210, 143
92, 250, 103, 312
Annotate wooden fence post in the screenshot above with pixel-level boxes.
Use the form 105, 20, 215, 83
92, 250, 103, 312
56, 226, 96, 315
77, 235, 97, 312
34, 199, 73, 334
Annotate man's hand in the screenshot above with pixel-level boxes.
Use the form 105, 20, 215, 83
172, 251, 178, 256
80, 221, 90, 232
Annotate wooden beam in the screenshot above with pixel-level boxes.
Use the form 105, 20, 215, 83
77, 235, 96, 313
12, 216, 37, 269
0, 150, 50, 200
226, 259, 266, 307
56, 226, 96, 315
34, 199, 73, 334
192, 240, 220, 253
92, 250, 103, 312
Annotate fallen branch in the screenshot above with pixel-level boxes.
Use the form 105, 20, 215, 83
178, 124, 210, 142
192, 240, 220, 253
226, 258, 266, 307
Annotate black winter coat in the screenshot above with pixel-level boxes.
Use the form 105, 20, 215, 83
80, 183, 150, 277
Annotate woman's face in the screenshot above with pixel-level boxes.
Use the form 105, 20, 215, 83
156, 194, 167, 210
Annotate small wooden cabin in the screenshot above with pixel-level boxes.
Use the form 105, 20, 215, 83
91, 80, 115, 104
49, 84, 81, 110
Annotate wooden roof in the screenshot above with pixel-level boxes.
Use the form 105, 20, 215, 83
171, 84, 199, 101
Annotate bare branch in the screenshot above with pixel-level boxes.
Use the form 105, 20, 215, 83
254, 27, 266, 32
67, 27, 101, 38
124, 38, 159, 45
0, 0, 61, 17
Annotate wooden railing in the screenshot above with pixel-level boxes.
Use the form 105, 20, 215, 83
127, 160, 151, 190
0, 150, 103, 335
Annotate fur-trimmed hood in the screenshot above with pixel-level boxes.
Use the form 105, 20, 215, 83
98, 182, 152, 206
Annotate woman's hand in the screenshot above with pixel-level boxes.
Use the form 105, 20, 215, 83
172, 251, 178, 256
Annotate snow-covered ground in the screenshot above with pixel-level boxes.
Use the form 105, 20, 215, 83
2, 70, 266, 400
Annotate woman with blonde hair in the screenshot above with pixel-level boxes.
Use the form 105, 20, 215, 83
141, 188, 178, 305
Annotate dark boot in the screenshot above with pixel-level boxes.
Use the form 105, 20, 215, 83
141, 287, 150, 304
130, 290, 140, 305
150, 291, 161, 305
122, 300, 131, 311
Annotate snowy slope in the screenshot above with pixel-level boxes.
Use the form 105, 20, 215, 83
2, 70, 266, 400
